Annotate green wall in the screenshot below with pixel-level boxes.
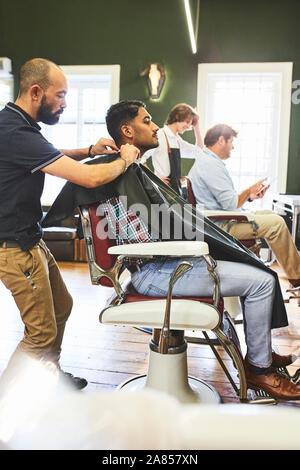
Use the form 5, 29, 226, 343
0, 0, 299, 191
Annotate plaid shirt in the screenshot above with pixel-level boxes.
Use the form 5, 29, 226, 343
100, 196, 159, 266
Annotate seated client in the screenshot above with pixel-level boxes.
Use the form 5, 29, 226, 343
102, 101, 300, 401
188, 123, 300, 288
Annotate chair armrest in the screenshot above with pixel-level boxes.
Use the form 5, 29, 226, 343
204, 210, 255, 222
108, 240, 209, 257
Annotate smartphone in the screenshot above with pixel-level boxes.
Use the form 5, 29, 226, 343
256, 177, 277, 195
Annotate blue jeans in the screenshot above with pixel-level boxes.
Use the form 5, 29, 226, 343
132, 258, 275, 368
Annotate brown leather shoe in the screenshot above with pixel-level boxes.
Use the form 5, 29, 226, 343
245, 351, 296, 369
271, 350, 297, 368
246, 366, 300, 400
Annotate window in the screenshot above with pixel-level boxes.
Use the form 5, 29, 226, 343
197, 62, 292, 209
41, 65, 120, 205
0, 74, 13, 110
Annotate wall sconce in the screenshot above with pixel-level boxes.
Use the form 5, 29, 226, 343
141, 63, 166, 99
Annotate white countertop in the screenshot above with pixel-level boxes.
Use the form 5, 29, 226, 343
273, 193, 300, 206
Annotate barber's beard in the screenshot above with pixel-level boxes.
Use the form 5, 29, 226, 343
37, 96, 63, 125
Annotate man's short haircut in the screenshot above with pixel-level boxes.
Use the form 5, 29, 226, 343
106, 100, 146, 146
204, 124, 238, 147
18, 58, 61, 95
166, 103, 198, 126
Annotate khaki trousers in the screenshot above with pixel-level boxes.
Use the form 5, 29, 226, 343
0, 240, 73, 372
222, 210, 300, 279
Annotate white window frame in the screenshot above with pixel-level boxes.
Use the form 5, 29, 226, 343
41, 64, 120, 206
197, 62, 293, 193
61, 64, 120, 104
0, 72, 14, 109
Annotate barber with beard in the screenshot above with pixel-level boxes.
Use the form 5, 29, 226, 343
0, 58, 139, 392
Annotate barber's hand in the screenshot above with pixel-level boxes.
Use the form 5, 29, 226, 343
120, 143, 140, 167
249, 178, 270, 200
92, 137, 119, 156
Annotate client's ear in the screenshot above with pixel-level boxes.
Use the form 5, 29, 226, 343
120, 124, 134, 141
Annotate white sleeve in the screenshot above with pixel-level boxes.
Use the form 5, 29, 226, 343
139, 154, 148, 164
178, 135, 202, 159
145, 129, 171, 177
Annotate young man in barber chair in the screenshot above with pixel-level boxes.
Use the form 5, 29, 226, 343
98, 100, 300, 402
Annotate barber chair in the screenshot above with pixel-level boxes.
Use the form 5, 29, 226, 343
78, 203, 278, 405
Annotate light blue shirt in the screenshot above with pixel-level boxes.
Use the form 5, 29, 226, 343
188, 147, 239, 211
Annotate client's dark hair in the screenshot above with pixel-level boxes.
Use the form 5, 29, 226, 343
106, 100, 146, 146
204, 124, 238, 147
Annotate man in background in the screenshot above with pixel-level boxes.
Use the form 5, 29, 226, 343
188, 123, 300, 287
142, 103, 203, 193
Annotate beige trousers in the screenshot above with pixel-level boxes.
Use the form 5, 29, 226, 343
222, 210, 300, 280
0, 240, 73, 373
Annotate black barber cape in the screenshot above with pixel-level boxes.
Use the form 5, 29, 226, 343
42, 154, 288, 330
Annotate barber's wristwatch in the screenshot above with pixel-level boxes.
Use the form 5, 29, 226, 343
119, 155, 128, 173
88, 144, 95, 158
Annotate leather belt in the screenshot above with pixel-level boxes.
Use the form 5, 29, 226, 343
127, 261, 150, 274
127, 264, 139, 274
0, 241, 20, 248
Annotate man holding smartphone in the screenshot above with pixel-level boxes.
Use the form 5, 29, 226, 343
188, 123, 300, 287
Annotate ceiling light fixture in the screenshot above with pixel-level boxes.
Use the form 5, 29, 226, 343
183, 0, 199, 54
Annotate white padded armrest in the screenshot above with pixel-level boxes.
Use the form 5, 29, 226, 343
100, 299, 219, 331
204, 210, 255, 222
108, 241, 209, 257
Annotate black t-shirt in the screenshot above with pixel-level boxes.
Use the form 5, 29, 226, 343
0, 102, 63, 250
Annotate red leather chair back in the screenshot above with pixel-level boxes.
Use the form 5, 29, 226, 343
88, 203, 117, 287
186, 178, 196, 206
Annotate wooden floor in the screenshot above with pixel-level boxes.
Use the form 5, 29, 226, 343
1, 260, 300, 407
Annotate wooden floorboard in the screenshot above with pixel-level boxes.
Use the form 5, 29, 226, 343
1, 260, 300, 408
